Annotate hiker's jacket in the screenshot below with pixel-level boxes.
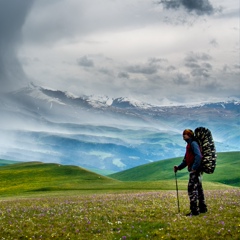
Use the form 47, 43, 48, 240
178, 138, 202, 172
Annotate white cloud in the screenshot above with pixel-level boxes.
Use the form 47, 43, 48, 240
88, 151, 113, 160
112, 159, 126, 168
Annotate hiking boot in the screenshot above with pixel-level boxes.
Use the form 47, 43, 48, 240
199, 207, 208, 213
199, 203, 208, 213
186, 211, 199, 216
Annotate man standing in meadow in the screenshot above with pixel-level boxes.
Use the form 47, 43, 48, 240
174, 129, 207, 216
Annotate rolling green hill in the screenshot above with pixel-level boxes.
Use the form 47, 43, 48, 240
0, 160, 232, 197
109, 151, 240, 187
0, 152, 238, 197
0, 161, 118, 195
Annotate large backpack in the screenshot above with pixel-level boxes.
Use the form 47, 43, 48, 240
194, 127, 217, 174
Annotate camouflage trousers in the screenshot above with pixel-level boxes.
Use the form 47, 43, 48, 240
188, 172, 206, 213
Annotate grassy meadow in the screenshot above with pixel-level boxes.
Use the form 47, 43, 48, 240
0, 189, 239, 239
0, 152, 239, 239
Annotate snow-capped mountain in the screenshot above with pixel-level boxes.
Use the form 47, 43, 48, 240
0, 84, 239, 173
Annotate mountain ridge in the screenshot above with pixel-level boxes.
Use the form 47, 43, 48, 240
11, 83, 240, 110
0, 84, 239, 172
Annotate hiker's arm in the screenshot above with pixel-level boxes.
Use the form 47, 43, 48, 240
177, 157, 187, 171
191, 141, 202, 171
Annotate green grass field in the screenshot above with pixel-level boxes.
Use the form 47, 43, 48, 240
0, 152, 239, 239
0, 152, 238, 197
0, 190, 239, 239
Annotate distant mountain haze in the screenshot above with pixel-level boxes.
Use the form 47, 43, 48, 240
0, 84, 239, 172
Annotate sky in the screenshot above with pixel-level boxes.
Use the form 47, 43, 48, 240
1, 0, 239, 105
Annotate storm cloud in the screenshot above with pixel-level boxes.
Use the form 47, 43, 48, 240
77, 56, 94, 68
0, 0, 33, 93
159, 0, 215, 15
184, 52, 213, 79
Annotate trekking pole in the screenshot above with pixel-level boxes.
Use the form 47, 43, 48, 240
175, 172, 180, 213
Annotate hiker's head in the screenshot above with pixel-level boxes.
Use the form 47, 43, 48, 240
183, 129, 194, 140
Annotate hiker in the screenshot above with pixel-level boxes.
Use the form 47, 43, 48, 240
173, 129, 207, 216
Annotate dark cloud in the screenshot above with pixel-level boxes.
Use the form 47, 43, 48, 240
77, 56, 94, 67
118, 72, 129, 79
185, 62, 201, 69
158, 0, 215, 15
166, 65, 176, 71
185, 52, 212, 62
148, 57, 168, 65
191, 67, 211, 78
173, 73, 190, 85
233, 64, 240, 70
126, 64, 158, 75
0, 0, 33, 93
125, 59, 165, 75
209, 38, 218, 47
98, 67, 113, 76
184, 52, 213, 79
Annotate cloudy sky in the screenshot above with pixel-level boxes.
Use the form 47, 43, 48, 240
1, 0, 239, 105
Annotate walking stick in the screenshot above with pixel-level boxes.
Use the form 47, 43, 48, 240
175, 172, 180, 213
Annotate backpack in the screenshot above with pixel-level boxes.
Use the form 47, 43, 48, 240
194, 127, 217, 174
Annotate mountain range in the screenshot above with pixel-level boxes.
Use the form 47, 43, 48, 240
0, 83, 239, 173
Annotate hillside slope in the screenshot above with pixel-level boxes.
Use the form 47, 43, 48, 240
109, 152, 240, 187
0, 161, 117, 195
0, 159, 234, 197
